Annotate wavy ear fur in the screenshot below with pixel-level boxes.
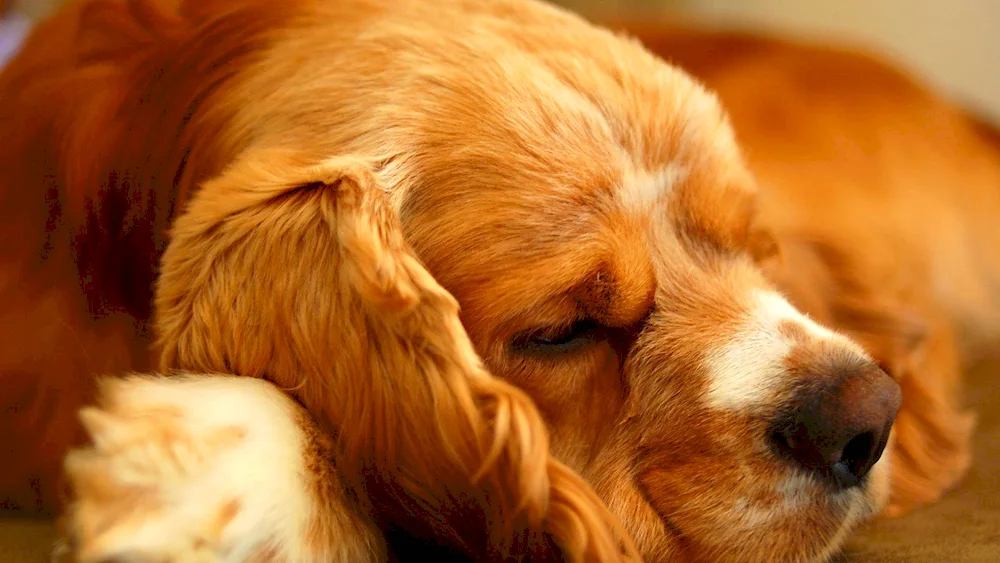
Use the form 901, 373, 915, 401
153, 148, 638, 561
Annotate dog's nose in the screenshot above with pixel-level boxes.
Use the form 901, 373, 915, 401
773, 364, 902, 489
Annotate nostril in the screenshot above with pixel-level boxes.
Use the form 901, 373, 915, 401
773, 430, 793, 451
773, 422, 889, 490
842, 432, 875, 474
831, 431, 876, 488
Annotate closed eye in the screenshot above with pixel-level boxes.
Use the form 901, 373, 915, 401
511, 319, 602, 356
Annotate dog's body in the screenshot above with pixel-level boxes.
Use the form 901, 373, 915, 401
1, 0, 998, 561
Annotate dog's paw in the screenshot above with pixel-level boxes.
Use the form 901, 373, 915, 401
65, 406, 238, 562
62, 374, 383, 563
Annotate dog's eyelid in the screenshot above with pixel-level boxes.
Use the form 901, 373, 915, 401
523, 317, 599, 342
510, 318, 603, 356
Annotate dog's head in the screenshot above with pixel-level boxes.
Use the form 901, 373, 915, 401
316, 4, 897, 561
109, 0, 901, 560
387, 31, 899, 563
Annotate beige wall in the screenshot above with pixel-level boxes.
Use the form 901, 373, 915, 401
670, 0, 1000, 121
10, 0, 60, 20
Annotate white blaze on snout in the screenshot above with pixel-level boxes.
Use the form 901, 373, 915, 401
704, 290, 866, 410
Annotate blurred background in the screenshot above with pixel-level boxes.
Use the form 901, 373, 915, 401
556, 0, 1000, 122
3, 0, 998, 121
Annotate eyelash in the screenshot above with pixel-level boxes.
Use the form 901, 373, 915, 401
511, 319, 602, 356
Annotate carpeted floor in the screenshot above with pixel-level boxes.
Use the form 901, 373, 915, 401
0, 518, 58, 562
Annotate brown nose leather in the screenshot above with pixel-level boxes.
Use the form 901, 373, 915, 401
773, 364, 902, 489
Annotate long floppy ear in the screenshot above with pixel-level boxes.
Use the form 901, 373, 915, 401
153, 147, 637, 561
874, 315, 975, 517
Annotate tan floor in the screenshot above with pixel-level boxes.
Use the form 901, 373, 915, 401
1, 357, 997, 562
0, 516, 58, 562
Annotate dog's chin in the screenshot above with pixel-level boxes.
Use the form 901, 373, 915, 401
764, 456, 893, 563
635, 453, 891, 563
804, 457, 892, 563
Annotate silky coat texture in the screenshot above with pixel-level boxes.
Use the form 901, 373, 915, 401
1, 0, 999, 562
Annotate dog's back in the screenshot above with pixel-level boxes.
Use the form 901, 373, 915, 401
0, 0, 291, 513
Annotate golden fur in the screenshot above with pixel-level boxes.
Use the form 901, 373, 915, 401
64, 153, 632, 560
1, 0, 998, 561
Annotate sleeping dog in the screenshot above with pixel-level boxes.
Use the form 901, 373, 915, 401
1, 0, 997, 561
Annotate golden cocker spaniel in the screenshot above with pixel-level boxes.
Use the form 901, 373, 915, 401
1, 0, 998, 561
